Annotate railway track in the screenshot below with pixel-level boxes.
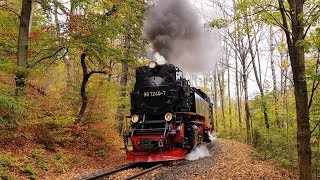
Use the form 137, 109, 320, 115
81, 162, 163, 180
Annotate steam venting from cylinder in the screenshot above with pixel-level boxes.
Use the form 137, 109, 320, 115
144, 0, 220, 72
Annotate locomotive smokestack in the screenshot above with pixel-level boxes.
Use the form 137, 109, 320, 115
144, 0, 220, 72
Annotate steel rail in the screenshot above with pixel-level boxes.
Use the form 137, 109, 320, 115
82, 163, 138, 180
124, 163, 163, 180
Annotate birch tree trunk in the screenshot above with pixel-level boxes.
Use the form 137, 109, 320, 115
238, 35, 251, 142
235, 54, 242, 129
213, 72, 219, 132
244, 11, 270, 130
218, 71, 226, 130
53, 1, 73, 91
269, 26, 280, 128
227, 50, 232, 135
248, 36, 270, 130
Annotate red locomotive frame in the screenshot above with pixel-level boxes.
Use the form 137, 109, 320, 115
125, 112, 214, 162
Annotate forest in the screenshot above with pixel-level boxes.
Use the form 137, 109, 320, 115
0, 0, 319, 179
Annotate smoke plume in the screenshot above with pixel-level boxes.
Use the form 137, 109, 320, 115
144, 0, 220, 72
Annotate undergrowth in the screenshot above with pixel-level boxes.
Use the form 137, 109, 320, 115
0, 67, 124, 179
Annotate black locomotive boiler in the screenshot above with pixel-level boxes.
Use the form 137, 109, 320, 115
124, 61, 214, 162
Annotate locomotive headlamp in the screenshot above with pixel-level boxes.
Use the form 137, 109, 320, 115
148, 61, 158, 69
131, 115, 139, 123
164, 112, 173, 121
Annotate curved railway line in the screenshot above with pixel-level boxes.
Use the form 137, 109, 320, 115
81, 162, 163, 180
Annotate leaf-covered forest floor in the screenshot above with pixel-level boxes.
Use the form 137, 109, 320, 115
152, 139, 297, 179
76, 139, 296, 180
1, 127, 297, 179
209, 139, 296, 179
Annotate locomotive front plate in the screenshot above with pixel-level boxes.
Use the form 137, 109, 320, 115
143, 90, 166, 97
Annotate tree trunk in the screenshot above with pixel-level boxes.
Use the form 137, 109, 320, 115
115, 34, 132, 133
213, 72, 219, 132
78, 74, 89, 122
210, 76, 215, 129
76, 53, 107, 123
77, 53, 90, 123
53, 1, 60, 37
270, 26, 280, 128
238, 40, 251, 142
238, 35, 251, 142
279, 33, 288, 127
53, 1, 73, 91
235, 45, 242, 128
278, 0, 311, 178
245, 14, 270, 130
227, 50, 232, 135
16, 0, 32, 95
290, 39, 311, 180
218, 71, 226, 130
242, 67, 251, 143
248, 36, 270, 130
107, 61, 114, 82
115, 63, 129, 134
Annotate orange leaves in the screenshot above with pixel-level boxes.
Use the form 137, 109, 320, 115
29, 31, 45, 42
68, 15, 96, 37
208, 139, 297, 179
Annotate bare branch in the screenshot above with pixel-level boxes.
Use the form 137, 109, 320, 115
251, 0, 293, 35
310, 121, 320, 134
308, 49, 320, 110
0, 3, 20, 18
108, 5, 117, 16
88, 70, 108, 77
303, 3, 320, 37
303, 25, 312, 39
28, 47, 65, 68
0, 49, 17, 55
278, 0, 293, 45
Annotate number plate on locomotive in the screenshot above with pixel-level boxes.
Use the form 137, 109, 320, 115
143, 90, 166, 97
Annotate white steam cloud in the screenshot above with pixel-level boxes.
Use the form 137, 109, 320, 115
185, 145, 211, 161
144, 0, 220, 72
208, 131, 217, 142
185, 132, 217, 161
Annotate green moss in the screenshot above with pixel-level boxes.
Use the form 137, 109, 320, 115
0, 155, 17, 167
0, 166, 9, 180
31, 149, 48, 170
52, 151, 74, 173
21, 163, 37, 180
94, 149, 107, 157
42, 117, 74, 128
0, 94, 27, 129
0, 155, 20, 179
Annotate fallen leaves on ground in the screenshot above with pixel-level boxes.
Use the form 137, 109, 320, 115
207, 139, 296, 179
154, 139, 296, 180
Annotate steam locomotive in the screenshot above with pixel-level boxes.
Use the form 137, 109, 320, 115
124, 61, 214, 162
